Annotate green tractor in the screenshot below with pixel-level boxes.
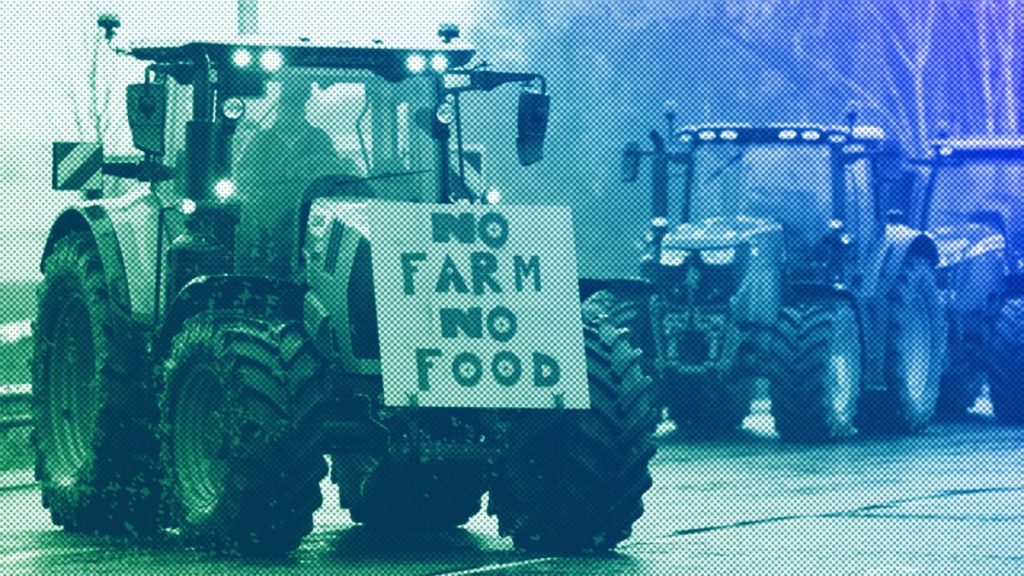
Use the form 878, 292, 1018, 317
909, 136, 1024, 425
33, 19, 658, 555
587, 119, 947, 442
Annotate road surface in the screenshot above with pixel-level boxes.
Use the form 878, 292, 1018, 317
1, 419, 1022, 575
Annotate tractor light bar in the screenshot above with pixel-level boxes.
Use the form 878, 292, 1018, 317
660, 249, 689, 266
700, 248, 736, 265
852, 125, 885, 139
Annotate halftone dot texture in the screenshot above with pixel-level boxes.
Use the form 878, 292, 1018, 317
2, 0, 1024, 574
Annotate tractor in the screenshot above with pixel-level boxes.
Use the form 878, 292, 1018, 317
32, 18, 658, 555
586, 117, 947, 442
907, 136, 1024, 425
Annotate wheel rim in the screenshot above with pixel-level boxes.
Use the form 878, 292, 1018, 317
895, 294, 932, 403
174, 366, 230, 519
46, 296, 98, 485
826, 306, 861, 426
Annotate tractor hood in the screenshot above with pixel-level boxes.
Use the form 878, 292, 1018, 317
661, 215, 783, 251
931, 222, 1005, 269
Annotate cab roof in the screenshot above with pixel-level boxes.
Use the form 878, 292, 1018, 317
129, 35, 475, 75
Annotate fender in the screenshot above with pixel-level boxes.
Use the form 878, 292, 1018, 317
42, 187, 173, 324
861, 224, 939, 300
155, 274, 306, 358
42, 205, 132, 315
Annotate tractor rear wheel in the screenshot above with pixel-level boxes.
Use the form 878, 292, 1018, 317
987, 298, 1024, 425
858, 258, 946, 434
335, 458, 486, 530
765, 300, 862, 442
31, 233, 161, 535
161, 314, 328, 555
488, 321, 657, 552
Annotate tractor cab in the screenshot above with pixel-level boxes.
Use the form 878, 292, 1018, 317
625, 123, 900, 292
55, 27, 550, 285
914, 137, 1024, 274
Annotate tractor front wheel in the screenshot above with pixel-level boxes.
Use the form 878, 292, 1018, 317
161, 314, 327, 555
765, 300, 862, 442
488, 321, 658, 552
858, 258, 946, 434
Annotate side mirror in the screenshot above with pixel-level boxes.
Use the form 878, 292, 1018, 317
621, 141, 642, 183
126, 83, 167, 156
517, 90, 550, 166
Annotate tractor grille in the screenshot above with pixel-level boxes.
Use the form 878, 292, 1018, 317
659, 306, 729, 367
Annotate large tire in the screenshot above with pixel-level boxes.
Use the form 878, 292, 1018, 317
987, 298, 1024, 425
488, 322, 658, 553
858, 258, 946, 434
335, 458, 486, 530
583, 290, 754, 434
31, 233, 161, 535
161, 314, 328, 555
765, 300, 862, 442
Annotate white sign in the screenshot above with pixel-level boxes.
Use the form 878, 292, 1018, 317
365, 202, 589, 410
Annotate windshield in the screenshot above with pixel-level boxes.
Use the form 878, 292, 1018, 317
690, 143, 833, 247
928, 162, 1024, 234
232, 67, 439, 203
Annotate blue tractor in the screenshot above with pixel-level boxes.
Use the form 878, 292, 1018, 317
589, 118, 947, 442
910, 137, 1024, 425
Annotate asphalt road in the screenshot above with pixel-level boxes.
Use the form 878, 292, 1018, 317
1, 419, 1022, 575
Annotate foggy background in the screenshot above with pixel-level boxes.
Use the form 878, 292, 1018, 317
0, 0, 1020, 282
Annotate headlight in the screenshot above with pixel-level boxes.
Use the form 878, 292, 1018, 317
220, 97, 246, 120
232, 49, 252, 68
259, 49, 283, 72
660, 249, 689, 266
214, 179, 236, 201
430, 54, 449, 72
405, 53, 427, 74
700, 248, 736, 265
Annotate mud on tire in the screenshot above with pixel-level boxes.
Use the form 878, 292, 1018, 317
161, 314, 328, 555
987, 298, 1024, 425
765, 300, 862, 443
488, 321, 658, 552
31, 233, 161, 535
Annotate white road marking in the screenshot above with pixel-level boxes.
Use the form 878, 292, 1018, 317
437, 557, 556, 575
0, 546, 105, 566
